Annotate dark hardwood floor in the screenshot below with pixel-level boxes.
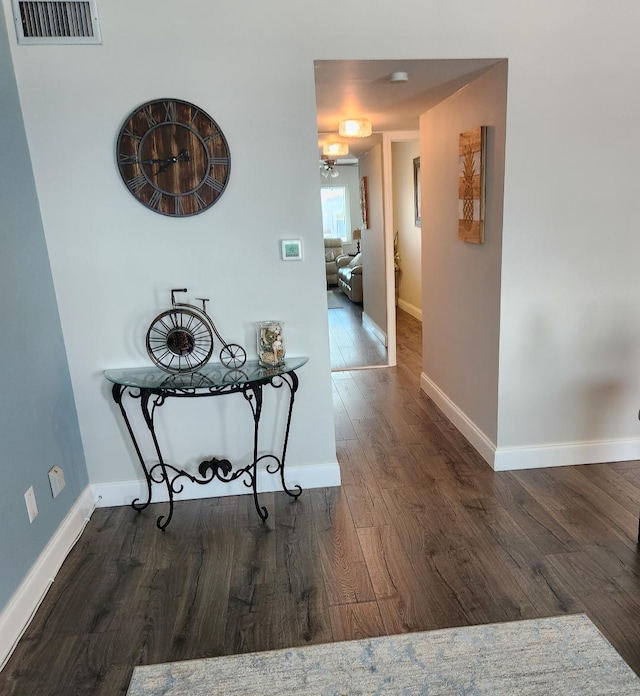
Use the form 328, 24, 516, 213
3, 309, 640, 694
327, 288, 387, 370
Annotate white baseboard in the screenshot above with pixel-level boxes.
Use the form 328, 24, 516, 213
363, 312, 387, 347
397, 299, 422, 322
493, 438, 640, 471
0, 485, 96, 671
420, 371, 640, 471
420, 372, 496, 467
93, 460, 342, 508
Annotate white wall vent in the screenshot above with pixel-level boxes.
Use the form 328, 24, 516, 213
12, 0, 101, 44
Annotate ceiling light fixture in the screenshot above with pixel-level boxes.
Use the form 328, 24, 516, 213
320, 159, 340, 178
322, 142, 349, 157
338, 118, 372, 138
390, 71, 409, 83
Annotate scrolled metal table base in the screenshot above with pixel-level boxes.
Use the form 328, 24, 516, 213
110, 370, 303, 530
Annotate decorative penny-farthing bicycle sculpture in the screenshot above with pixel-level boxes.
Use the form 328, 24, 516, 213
146, 288, 246, 373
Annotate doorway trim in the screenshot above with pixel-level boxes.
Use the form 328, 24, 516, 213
382, 129, 420, 368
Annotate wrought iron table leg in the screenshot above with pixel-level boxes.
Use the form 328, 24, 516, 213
277, 372, 303, 499
112, 385, 183, 530
112, 383, 153, 513
247, 384, 268, 521
139, 390, 176, 530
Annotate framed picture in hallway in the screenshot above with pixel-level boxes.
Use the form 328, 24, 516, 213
458, 126, 486, 244
359, 176, 369, 229
413, 157, 421, 227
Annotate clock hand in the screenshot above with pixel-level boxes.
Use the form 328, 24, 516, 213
157, 149, 191, 173
140, 157, 170, 165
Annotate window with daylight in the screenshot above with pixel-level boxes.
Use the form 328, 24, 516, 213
320, 186, 350, 241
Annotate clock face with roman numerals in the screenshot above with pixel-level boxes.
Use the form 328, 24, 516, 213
116, 99, 230, 217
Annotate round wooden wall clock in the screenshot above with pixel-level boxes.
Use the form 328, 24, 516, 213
116, 98, 231, 217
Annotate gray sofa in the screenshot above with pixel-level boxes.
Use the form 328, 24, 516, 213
337, 252, 363, 303
325, 238, 350, 286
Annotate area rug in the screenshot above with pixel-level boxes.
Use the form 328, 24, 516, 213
126, 614, 640, 695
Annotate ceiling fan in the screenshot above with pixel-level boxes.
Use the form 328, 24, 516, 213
320, 159, 339, 178
319, 156, 359, 178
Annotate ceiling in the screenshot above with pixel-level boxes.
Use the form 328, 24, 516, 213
315, 59, 502, 160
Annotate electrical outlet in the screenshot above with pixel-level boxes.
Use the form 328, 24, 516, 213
48, 466, 65, 498
25, 486, 38, 523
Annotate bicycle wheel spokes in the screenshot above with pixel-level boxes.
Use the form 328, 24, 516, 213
219, 343, 247, 369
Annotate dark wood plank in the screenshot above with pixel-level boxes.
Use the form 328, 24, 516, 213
272, 507, 332, 648
310, 487, 376, 605
357, 524, 466, 633
514, 468, 638, 550
343, 480, 391, 528
329, 601, 385, 642
546, 549, 640, 671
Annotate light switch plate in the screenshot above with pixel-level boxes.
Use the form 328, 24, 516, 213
48, 466, 65, 498
25, 486, 38, 523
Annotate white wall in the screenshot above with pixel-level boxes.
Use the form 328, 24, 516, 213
420, 63, 506, 449
4, 0, 640, 476
2, 0, 341, 495
496, 13, 640, 464
359, 145, 387, 337
392, 140, 422, 318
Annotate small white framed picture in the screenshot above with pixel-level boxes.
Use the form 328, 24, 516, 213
281, 239, 303, 261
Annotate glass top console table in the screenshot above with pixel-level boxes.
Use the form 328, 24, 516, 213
105, 358, 308, 530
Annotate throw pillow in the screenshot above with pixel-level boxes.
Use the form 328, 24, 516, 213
325, 250, 335, 262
